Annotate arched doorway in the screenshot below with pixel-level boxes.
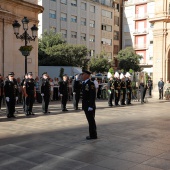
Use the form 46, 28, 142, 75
166, 47, 170, 82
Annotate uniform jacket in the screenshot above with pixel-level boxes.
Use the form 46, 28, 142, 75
4, 78, 18, 98
0, 79, 3, 96
114, 79, 121, 90
82, 79, 96, 111
126, 79, 132, 89
120, 80, 126, 90
59, 80, 68, 95
72, 79, 82, 94
40, 78, 51, 95
158, 81, 164, 89
147, 80, 153, 88
24, 78, 35, 93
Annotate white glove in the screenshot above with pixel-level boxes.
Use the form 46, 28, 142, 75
88, 107, 93, 111
60, 94, 63, 96
16, 97, 18, 101
73, 92, 76, 94
6, 97, 10, 102
41, 93, 44, 96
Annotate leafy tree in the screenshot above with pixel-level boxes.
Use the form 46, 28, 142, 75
108, 68, 114, 74
117, 47, 142, 72
89, 56, 110, 73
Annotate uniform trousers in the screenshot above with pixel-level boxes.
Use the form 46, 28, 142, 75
73, 93, 80, 109
26, 92, 34, 113
6, 97, 15, 117
84, 109, 97, 138
0, 96, 2, 109
61, 94, 68, 110
121, 89, 126, 105
108, 90, 114, 106
42, 95, 50, 112
159, 88, 163, 99
114, 90, 120, 105
126, 89, 132, 104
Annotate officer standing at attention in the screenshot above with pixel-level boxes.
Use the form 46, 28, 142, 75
4, 72, 18, 118
158, 78, 164, 99
114, 72, 121, 106
82, 70, 97, 140
40, 72, 51, 114
23, 72, 36, 116
59, 74, 69, 111
125, 72, 132, 105
21, 73, 28, 112
120, 73, 126, 105
107, 75, 114, 106
147, 77, 153, 97
72, 74, 82, 110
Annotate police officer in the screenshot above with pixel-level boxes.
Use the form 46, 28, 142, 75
59, 74, 69, 111
158, 78, 164, 99
21, 73, 28, 112
114, 72, 121, 106
72, 74, 82, 110
0, 74, 4, 110
40, 72, 51, 114
125, 72, 132, 105
107, 76, 114, 106
23, 72, 36, 116
82, 70, 97, 140
147, 77, 152, 97
4, 72, 18, 118
120, 73, 126, 105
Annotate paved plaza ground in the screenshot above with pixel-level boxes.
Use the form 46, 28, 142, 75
0, 98, 170, 170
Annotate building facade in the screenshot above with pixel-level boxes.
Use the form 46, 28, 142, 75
122, 0, 155, 76
38, 0, 122, 65
0, 0, 43, 77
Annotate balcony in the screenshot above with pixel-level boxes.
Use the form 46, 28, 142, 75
134, 44, 148, 50
125, 0, 155, 6
134, 13, 148, 20
133, 28, 148, 35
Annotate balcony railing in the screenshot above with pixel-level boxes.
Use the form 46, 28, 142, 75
133, 28, 148, 35
134, 44, 148, 50
125, 0, 155, 6
134, 13, 148, 20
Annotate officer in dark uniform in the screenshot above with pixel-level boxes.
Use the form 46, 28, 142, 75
20, 73, 28, 112
59, 74, 68, 111
0, 74, 4, 110
4, 72, 18, 118
72, 74, 82, 110
82, 70, 97, 140
40, 72, 51, 114
125, 72, 132, 105
23, 72, 36, 116
147, 77, 152, 96
114, 72, 121, 106
120, 73, 126, 105
158, 78, 164, 99
107, 76, 114, 106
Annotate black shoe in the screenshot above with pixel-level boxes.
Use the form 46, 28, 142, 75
86, 136, 97, 140
62, 109, 68, 111
29, 112, 35, 115
11, 115, 16, 118
7, 114, 11, 118
108, 104, 113, 106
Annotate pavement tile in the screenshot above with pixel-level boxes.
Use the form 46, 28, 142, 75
114, 151, 151, 163
77, 164, 111, 170
95, 158, 137, 170
143, 157, 170, 170
128, 164, 164, 170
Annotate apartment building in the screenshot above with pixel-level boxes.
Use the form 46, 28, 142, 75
38, 0, 122, 65
122, 0, 155, 76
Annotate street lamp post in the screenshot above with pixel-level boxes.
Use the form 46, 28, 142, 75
12, 17, 38, 74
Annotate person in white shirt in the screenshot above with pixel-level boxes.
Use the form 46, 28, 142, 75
49, 78, 54, 101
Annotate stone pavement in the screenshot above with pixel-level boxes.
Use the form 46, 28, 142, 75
0, 98, 170, 170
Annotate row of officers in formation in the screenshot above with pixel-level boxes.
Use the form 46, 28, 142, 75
0, 71, 152, 118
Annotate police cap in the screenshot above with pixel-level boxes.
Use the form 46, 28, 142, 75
82, 70, 91, 75
27, 72, 33, 75
42, 72, 47, 76
8, 72, 14, 76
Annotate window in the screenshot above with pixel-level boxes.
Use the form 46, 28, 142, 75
125, 39, 132, 47
150, 40, 153, 44
71, 0, 77, 6
71, 15, 77, 23
114, 31, 119, 40
150, 23, 154, 28
61, 30, 67, 38
114, 3, 119, 12
49, 10, 56, 19
90, 5, 95, 13
81, 33, 86, 41
51, 0, 56, 1
89, 50, 95, 57
89, 35, 95, 42
61, 0, 67, 4
101, 38, 112, 45
90, 20, 95, 28
61, 13, 67, 21
81, 18, 86, 26
71, 31, 77, 38
114, 16, 119, 26
102, 10, 112, 18
101, 24, 112, 32
81, 2, 86, 10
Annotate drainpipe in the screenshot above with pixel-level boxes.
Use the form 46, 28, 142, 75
2, 18, 4, 76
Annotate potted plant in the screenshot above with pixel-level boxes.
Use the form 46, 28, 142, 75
19, 45, 33, 56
